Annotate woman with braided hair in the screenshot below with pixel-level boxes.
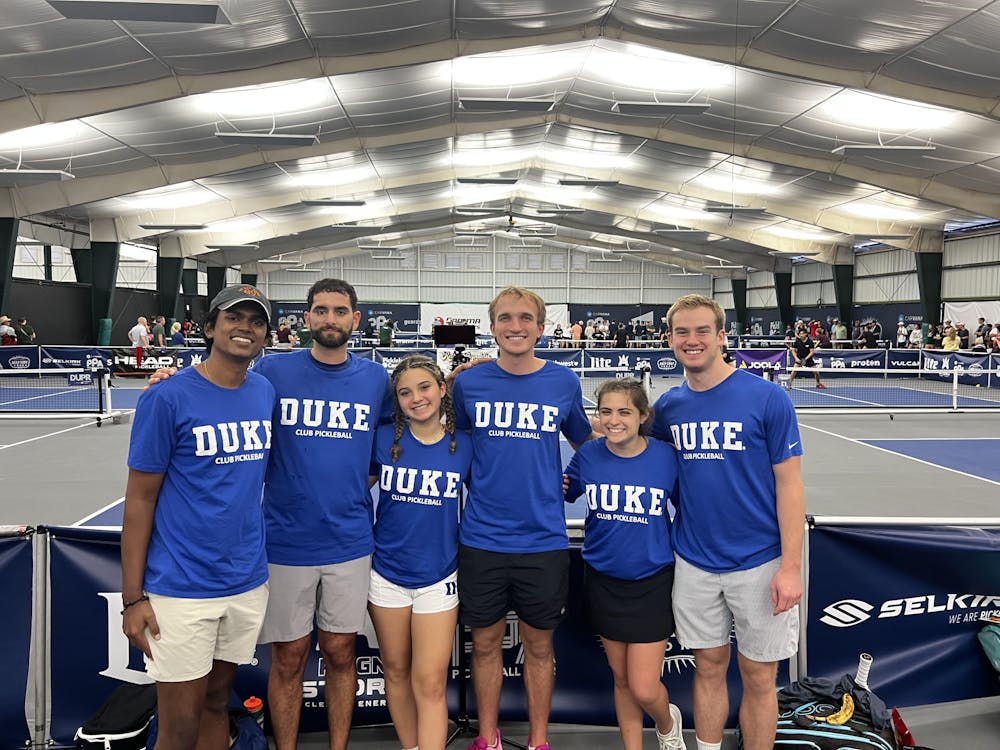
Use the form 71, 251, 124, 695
368, 354, 472, 750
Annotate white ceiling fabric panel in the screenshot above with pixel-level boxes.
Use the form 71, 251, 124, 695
0, 0, 998, 283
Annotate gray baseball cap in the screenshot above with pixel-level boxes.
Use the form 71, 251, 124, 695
209, 284, 271, 324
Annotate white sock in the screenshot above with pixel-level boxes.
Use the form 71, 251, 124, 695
403, 746, 418, 750
696, 738, 722, 750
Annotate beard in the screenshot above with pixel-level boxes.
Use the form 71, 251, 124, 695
311, 324, 353, 350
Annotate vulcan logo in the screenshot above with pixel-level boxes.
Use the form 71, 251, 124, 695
821, 593, 1000, 628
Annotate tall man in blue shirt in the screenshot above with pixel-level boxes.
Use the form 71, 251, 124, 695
452, 286, 596, 750
650, 294, 805, 750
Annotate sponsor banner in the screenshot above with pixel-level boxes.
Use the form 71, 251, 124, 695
536, 349, 582, 369
807, 524, 1000, 706
0, 534, 32, 749
733, 348, 785, 375
886, 349, 921, 370
813, 349, 887, 373
919, 351, 990, 385
361, 303, 420, 334
270, 303, 308, 333
421, 303, 492, 334
583, 349, 681, 377
111, 347, 179, 375
39, 346, 112, 371
568, 305, 669, 336
0, 345, 40, 369
373, 348, 439, 373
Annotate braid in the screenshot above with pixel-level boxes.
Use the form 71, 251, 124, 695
442, 391, 457, 454
390, 406, 406, 462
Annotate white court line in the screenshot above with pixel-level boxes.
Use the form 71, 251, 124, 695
847, 436, 1000, 441
74, 497, 125, 527
799, 423, 1000, 487
0, 420, 96, 450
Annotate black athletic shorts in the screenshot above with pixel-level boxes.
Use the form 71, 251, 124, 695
584, 562, 675, 643
458, 545, 569, 630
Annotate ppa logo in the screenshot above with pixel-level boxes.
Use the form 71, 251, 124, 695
820, 598, 874, 628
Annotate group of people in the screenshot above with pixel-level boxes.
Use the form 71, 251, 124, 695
551, 319, 666, 349
122, 280, 805, 750
0, 314, 36, 345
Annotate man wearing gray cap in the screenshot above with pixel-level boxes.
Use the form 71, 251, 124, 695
121, 284, 276, 750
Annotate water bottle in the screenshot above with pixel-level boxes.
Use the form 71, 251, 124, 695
243, 696, 264, 730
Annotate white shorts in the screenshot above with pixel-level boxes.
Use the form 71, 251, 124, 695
672, 555, 798, 663
368, 569, 458, 615
257, 556, 371, 643
145, 584, 268, 683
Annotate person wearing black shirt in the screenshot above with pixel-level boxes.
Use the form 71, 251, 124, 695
858, 326, 878, 349
789, 330, 826, 389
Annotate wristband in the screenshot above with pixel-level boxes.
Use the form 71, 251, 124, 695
121, 595, 149, 614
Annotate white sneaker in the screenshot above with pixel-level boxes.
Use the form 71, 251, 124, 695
656, 703, 685, 750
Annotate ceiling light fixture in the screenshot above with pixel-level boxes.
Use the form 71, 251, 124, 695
589, 254, 624, 263
455, 207, 503, 215
205, 244, 260, 251
46, 0, 230, 23
768, 250, 822, 257
558, 179, 620, 187
653, 228, 709, 236
286, 267, 321, 273
703, 263, 742, 269
302, 199, 367, 207
456, 177, 518, 185
0, 168, 75, 186
258, 258, 297, 264
831, 145, 936, 155
704, 205, 768, 215
536, 207, 585, 215
854, 233, 913, 241
454, 230, 491, 237
215, 131, 318, 147
611, 102, 710, 116
358, 244, 401, 251
140, 223, 207, 231
459, 98, 555, 112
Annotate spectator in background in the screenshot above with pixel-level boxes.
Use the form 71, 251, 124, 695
169, 321, 185, 346
151, 316, 166, 348
552, 323, 564, 348
858, 325, 877, 349
275, 321, 296, 349
0, 315, 16, 345
583, 320, 595, 346
908, 325, 924, 349
379, 319, 394, 347
990, 323, 1000, 352
956, 323, 970, 349
895, 323, 908, 349
615, 323, 629, 349
851, 320, 862, 347
814, 326, 831, 348
128, 316, 150, 368
976, 317, 991, 344
927, 324, 943, 350
571, 320, 584, 348
14, 317, 36, 345
942, 327, 961, 352
296, 318, 312, 348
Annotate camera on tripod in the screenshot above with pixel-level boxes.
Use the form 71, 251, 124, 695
450, 345, 470, 371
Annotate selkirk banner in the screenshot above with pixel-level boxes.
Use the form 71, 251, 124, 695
806, 523, 1000, 707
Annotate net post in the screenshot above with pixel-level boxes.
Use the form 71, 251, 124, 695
952, 368, 959, 410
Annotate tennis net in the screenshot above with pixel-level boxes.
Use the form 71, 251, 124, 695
772, 366, 1000, 412
0, 368, 112, 417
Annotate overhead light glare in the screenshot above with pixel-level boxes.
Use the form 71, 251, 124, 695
558, 179, 620, 187
611, 101, 710, 116
215, 131, 318, 147
831, 144, 936, 155
46, 0, 230, 23
459, 98, 555, 112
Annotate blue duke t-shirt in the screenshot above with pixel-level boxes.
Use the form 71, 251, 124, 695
254, 350, 394, 566
453, 360, 593, 553
650, 369, 802, 573
127, 366, 275, 597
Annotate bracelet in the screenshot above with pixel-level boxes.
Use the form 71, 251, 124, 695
121, 595, 149, 614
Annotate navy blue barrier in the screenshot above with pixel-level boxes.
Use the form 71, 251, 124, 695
806, 522, 1000, 707
44, 526, 758, 738
0, 530, 33, 749
0, 345, 40, 369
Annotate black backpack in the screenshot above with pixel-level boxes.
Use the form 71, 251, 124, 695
76, 683, 157, 750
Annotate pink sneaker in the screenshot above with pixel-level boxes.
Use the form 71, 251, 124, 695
816, 383, 828, 389
469, 729, 502, 750
530, 745, 550, 750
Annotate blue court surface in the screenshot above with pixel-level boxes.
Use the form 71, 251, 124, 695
786, 383, 1000, 409
859, 438, 1000, 483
